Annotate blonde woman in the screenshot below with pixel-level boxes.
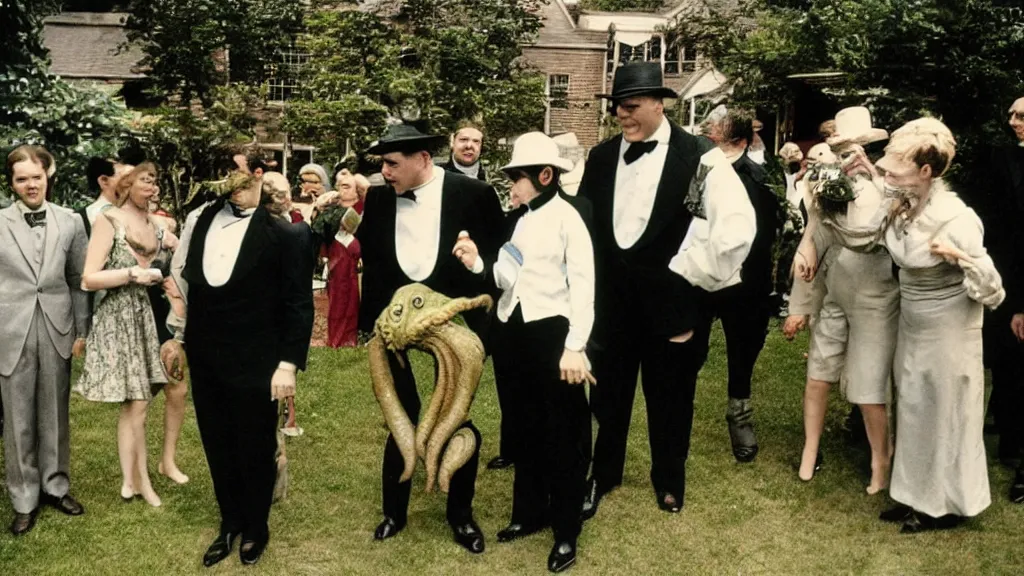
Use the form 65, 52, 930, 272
78, 163, 178, 507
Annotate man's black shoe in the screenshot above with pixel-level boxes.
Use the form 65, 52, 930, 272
487, 456, 514, 470
9, 509, 38, 536
1010, 471, 1024, 503
202, 532, 238, 567
239, 535, 269, 565
879, 505, 912, 523
451, 519, 485, 554
496, 521, 546, 542
373, 516, 406, 540
580, 478, 606, 522
43, 493, 84, 516
548, 540, 577, 573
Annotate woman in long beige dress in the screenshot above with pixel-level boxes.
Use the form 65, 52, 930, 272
798, 118, 1005, 532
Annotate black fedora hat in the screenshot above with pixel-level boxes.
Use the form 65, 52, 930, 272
596, 62, 678, 101
365, 123, 446, 156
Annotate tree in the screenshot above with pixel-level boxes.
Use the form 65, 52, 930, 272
1, 0, 131, 207
669, 0, 1024, 198
123, 0, 305, 107
281, 0, 548, 174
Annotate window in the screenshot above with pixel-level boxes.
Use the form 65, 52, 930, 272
266, 49, 310, 103
549, 74, 569, 109
679, 42, 698, 73
605, 35, 685, 75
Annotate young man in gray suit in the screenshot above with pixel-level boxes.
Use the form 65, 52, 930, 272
0, 145, 89, 535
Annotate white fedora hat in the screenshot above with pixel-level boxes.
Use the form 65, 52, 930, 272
826, 106, 888, 147
502, 132, 575, 174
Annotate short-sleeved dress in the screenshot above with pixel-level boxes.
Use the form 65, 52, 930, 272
76, 217, 169, 402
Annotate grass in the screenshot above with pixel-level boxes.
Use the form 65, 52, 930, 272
1, 321, 1022, 575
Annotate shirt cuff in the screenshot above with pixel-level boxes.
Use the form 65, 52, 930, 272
564, 331, 587, 353
471, 257, 485, 274
278, 361, 298, 373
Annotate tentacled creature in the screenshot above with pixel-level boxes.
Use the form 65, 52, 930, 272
369, 283, 492, 493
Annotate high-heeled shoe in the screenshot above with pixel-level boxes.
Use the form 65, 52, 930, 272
796, 452, 823, 482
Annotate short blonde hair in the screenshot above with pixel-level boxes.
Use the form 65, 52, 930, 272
115, 162, 158, 207
883, 117, 956, 177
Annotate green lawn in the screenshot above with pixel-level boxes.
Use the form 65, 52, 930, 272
1, 322, 1021, 575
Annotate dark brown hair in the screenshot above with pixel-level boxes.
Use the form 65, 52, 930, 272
6, 145, 54, 183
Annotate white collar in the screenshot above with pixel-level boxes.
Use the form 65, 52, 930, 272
1018, 140, 1024, 148
451, 156, 480, 175
16, 200, 47, 214
648, 116, 671, 144
402, 165, 445, 203
91, 196, 112, 209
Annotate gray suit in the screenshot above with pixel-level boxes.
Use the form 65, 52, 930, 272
0, 203, 89, 513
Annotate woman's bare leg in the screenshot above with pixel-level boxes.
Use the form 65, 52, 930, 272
158, 379, 189, 484
800, 378, 831, 480
860, 403, 891, 494
129, 400, 161, 507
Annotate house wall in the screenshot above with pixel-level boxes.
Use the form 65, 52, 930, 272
522, 46, 606, 148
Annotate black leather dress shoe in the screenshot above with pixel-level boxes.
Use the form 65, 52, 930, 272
487, 456, 514, 470
1010, 471, 1024, 504
202, 532, 238, 567
656, 491, 682, 513
374, 516, 406, 540
899, 512, 964, 534
547, 540, 577, 573
580, 478, 605, 522
10, 509, 38, 536
451, 519, 485, 554
879, 505, 912, 523
44, 493, 84, 516
496, 521, 546, 542
239, 535, 269, 565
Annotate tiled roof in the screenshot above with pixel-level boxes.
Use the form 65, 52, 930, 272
532, 0, 608, 49
42, 12, 145, 80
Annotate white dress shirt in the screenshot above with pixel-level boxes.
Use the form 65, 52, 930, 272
496, 194, 595, 351
16, 200, 48, 270
451, 156, 481, 179
85, 197, 112, 226
202, 202, 255, 287
668, 146, 756, 291
613, 116, 672, 249
396, 165, 445, 282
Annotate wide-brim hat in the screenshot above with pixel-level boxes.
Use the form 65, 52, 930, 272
826, 106, 888, 147
502, 132, 575, 174
596, 62, 677, 101
366, 123, 446, 156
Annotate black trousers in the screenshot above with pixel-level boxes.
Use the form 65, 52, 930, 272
988, 323, 1024, 459
381, 349, 480, 526
492, 309, 591, 541
707, 284, 773, 400
190, 352, 278, 541
590, 319, 711, 498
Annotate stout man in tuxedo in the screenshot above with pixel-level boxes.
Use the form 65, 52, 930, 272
169, 170, 313, 566
347, 123, 503, 553
441, 121, 487, 181
578, 63, 755, 519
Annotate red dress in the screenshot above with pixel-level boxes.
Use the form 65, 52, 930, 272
324, 202, 363, 348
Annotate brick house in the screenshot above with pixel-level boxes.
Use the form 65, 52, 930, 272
523, 0, 733, 148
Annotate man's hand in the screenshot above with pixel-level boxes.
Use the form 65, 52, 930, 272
72, 338, 86, 358
160, 340, 186, 382
560, 349, 597, 386
452, 231, 479, 271
1011, 313, 1024, 342
783, 315, 808, 340
271, 366, 297, 401
841, 146, 880, 180
315, 190, 341, 210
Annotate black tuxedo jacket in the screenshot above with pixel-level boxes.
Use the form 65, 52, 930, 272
733, 152, 780, 297
577, 120, 713, 347
356, 171, 504, 335
981, 145, 1024, 319
183, 200, 314, 383
441, 158, 487, 181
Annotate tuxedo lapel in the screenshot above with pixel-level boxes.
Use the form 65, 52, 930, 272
2, 205, 41, 280
41, 203, 60, 279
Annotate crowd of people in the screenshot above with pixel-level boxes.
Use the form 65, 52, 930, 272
0, 62, 1022, 573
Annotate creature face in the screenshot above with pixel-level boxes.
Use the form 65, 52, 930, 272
374, 283, 490, 352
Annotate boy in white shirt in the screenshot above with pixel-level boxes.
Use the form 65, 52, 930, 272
454, 132, 595, 573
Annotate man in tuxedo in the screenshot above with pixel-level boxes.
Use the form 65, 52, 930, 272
441, 122, 487, 181
578, 63, 754, 519
698, 108, 780, 463
169, 170, 313, 566
0, 145, 89, 535
981, 96, 1024, 502
349, 123, 503, 553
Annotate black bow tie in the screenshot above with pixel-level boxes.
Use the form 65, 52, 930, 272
228, 202, 253, 219
624, 140, 659, 165
24, 211, 46, 228
398, 190, 417, 202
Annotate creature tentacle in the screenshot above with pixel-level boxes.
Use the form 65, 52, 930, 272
369, 336, 417, 482
438, 428, 478, 493
416, 334, 452, 459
